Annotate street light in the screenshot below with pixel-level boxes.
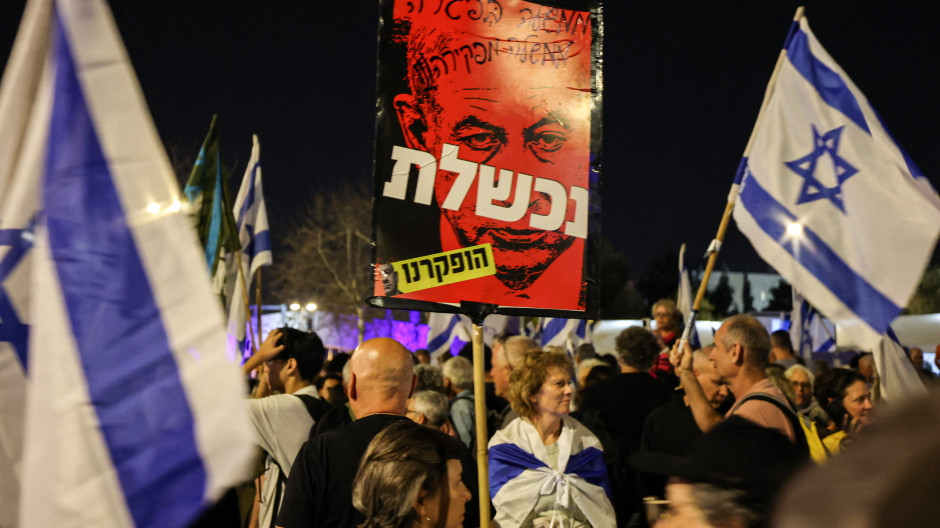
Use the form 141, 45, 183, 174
289, 303, 301, 311
305, 303, 317, 312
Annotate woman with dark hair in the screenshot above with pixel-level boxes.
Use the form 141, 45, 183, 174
353, 421, 471, 528
488, 351, 615, 527
813, 368, 875, 455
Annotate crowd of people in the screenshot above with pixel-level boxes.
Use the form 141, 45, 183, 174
221, 299, 936, 528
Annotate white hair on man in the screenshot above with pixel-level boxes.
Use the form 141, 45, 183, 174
442, 355, 474, 391
784, 363, 815, 383
410, 390, 450, 428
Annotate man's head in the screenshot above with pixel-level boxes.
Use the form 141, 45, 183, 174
392, 11, 593, 291
785, 364, 816, 410
635, 417, 805, 528
709, 315, 771, 382
856, 353, 875, 383
441, 355, 473, 397
691, 347, 729, 409
414, 348, 431, 365
414, 363, 445, 393
490, 335, 539, 399
406, 390, 451, 431
348, 337, 417, 417
910, 347, 924, 370
264, 328, 326, 394
378, 262, 400, 296
770, 329, 796, 361
614, 326, 660, 372
574, 343, 596, 365
576, 358, 607, 388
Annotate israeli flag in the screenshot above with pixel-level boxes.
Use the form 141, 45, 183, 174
0, 2, 255, 527
426, 312, 471, 361
489, 416, 615, 527
539, 318, 592, 355
676, 243, 701, 349
789, 289, 836, 363
732, 15, 940, 352
223, 135, 273, 354
877, 328, 927, 403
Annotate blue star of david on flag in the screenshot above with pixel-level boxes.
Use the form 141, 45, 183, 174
0, 224, 34, 369
785, 125, 858, 212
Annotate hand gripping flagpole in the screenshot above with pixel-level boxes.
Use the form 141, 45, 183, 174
675, 6, 805, 362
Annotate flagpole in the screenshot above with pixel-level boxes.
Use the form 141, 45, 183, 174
471, 323, 491, 528
255, 268, 263, 347
234, 249, 258, 355
676, 6, 804, 360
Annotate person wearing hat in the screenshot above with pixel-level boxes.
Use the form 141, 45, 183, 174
631, 417, 806, 528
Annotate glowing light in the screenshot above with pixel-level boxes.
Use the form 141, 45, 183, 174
289, 303, 301, 311
146, 202, 160, 215
786, 223, 803, 237
169, 199, 182, 212
305, 303, 317, 312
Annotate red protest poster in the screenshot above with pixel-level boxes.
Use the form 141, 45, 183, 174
370, 0, 602, 316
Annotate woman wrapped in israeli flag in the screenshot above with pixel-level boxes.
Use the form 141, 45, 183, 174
488, 351, 616, 527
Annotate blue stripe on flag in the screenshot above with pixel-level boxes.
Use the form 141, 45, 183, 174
733, 157, 749, 185
45, 18, 206, 528
541, 318, 567, 346
428, 314, 460, 352
237, 162, 260, 224
738, 175, 899, 333
252, 228, 272, 254
785, 28, 871, 135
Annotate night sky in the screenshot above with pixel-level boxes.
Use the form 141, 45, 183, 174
2, 0, 938, 283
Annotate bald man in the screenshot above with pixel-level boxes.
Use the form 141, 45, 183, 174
277, 338, 480, 528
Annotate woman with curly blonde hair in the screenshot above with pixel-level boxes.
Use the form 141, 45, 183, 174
488, 351, 615, 527
353, 421, 471, 528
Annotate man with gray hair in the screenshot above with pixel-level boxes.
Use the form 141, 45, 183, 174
674, 314, 800, 444
442, 355, 475, 447
489, 335, 540, 429
413, 363, 445, 393
406, 390, 452, 432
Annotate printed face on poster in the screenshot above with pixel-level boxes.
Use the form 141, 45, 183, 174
371, 0, 602, 314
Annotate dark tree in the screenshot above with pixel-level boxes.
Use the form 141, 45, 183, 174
599, 237, 647, 318
764, 279, 793, 312
707, 272, 735, 319
741, 271, 755, 314
637, 248, 680, 308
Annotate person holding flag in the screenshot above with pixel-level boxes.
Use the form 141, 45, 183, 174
0, 1, 255, 527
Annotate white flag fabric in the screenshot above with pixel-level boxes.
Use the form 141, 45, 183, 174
876, 328, 927, 404
732, 15, 940, 352
223, 134, 273, 354
676, 243, 701, 349
426, 312, 471, 362
789, 289, 836, 363
0, 1, 255, 527
539, 317, 592, 355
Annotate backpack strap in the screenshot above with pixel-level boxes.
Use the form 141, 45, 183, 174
295, 393, 331, 422
733, 393, 810, 458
